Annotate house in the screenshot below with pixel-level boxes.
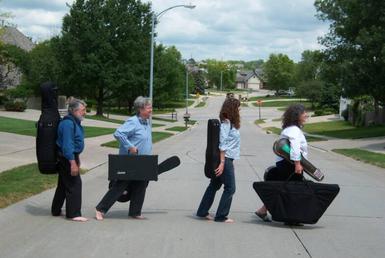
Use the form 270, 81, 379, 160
0, 25, 35, 89
235, 69, 265, 90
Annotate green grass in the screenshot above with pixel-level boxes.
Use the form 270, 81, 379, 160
303, 120, 385, 139
165, 126, 187, 132
187, 120, 197, 125
0, 163, 87, 208
152, 116, 178, 123
263, 126, 327, 142
195, 101, 206, 108
85, 115, 124, 124
333, 149, 385, 169
0, 116, 115, 138
101, 132, 174, 148
249, 96, 296, 102
264, 127, 282, 135
254, 119, 266, 125
252, 100, 311, 108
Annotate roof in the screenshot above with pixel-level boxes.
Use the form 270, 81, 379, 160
236, 69, 264, 83
0, 26, 35, 51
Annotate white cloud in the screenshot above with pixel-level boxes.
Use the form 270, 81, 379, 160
1, 0, 329, 61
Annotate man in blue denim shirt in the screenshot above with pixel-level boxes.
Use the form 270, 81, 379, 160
51, 98, 88, 222
96, 96, 152, 220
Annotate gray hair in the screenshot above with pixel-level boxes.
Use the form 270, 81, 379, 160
68, 98, 86, 114
134, 96, 152, 114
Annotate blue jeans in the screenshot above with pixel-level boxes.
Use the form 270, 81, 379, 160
197, 158, 236, 222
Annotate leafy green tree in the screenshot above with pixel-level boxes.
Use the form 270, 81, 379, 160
262, 53, 296, 92
152, 45, 185, 108
57, 0, 152, 115
205, 59, 236, 89
23, 40, 61, 94
315, 0, 385, 114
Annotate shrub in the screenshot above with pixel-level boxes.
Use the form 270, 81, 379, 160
4, 101, 27, 112
313, 107, 336, 117
341, 109, 348, 121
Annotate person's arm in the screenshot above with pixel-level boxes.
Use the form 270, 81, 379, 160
287, 128, 303, 174
113, 119, 136, 154
61, 120, 79, 176
215, 121, 230, 176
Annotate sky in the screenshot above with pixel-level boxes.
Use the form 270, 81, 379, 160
0, 0, 329, 62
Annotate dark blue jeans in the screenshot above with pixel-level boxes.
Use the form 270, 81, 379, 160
197, 158, 236, 222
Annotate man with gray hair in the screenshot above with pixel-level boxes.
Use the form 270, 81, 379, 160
96, 96, 152, 220
51, 98, 88, 222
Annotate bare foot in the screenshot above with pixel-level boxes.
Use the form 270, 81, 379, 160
205, 214, 214, 221
95, 210, 104, 221
71, 216, 88, 222
131, 215, 146, 220
224, 218, 235, 223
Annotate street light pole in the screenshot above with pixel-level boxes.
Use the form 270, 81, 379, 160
149, 4, 196, 103
185, 66, 189, 115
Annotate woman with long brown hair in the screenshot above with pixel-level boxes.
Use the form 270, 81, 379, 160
196, 97, 241, 223
255, 103, 308, 222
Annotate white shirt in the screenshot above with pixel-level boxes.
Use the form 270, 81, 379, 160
276, 125, 308, 162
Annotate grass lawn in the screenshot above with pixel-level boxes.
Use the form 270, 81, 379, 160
165, 126, 187, 132
249, 96, 296, 102
252, 100, 311, 108
195, 101, 206, 108
303, 120, 385, 139
0, 116, 116, 138
101, 131, 174, 148
85, 115, 124, 124
0, 163, 87, 208
254, 119, 266, 125
333, 149, 385, 169
263, 126, 327, 142
152, 116, 178, 123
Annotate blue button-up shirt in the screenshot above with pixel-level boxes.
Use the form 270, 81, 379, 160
114, 115, 152, 155
56, 114, 85, 160
219, 120, 240, 160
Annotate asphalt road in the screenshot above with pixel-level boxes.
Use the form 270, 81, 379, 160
1, 96, 384, 258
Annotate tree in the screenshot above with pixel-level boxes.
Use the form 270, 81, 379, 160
24, 40, 61, 94
315, 0, 385, 115
152, 45, 185, 108
205, 60, 236, 89
57, 0, 152, 115
0, 44, 29, 88
262, 53, 296, 92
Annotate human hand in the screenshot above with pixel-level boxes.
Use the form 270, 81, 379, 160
129, 147, 138, 154
215, 162, 225, 177
294, 162, 303, 175
70, 161, 79, 176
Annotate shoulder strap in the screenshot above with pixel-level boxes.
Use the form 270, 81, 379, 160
63, 116, 77, 136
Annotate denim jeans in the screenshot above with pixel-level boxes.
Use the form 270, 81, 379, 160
197, 158, 236, 221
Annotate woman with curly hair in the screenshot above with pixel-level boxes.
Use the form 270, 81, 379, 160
196, 97, 241, 223
255, 103, 308, 222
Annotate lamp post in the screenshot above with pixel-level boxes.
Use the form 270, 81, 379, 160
149, 4, 196, 103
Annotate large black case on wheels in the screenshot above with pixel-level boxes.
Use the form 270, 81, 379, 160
204, 119, 220, 179
36, 82, 61, 174
253, 180, 340, 224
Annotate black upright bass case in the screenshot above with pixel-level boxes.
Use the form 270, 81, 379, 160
36, 82, 61, 174
204, 119, 220, 178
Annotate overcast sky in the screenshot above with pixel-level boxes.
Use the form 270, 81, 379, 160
1, 0, 329, 62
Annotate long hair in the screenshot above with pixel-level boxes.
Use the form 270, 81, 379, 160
219, 97, 241, 129
282, 104, 306, 129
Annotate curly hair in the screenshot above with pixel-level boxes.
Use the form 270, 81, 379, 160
282, 104, 306, 129
219, 97, 241, 129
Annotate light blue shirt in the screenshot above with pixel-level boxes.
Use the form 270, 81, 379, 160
113, 115, 152, 155
219, 120, 240, 160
